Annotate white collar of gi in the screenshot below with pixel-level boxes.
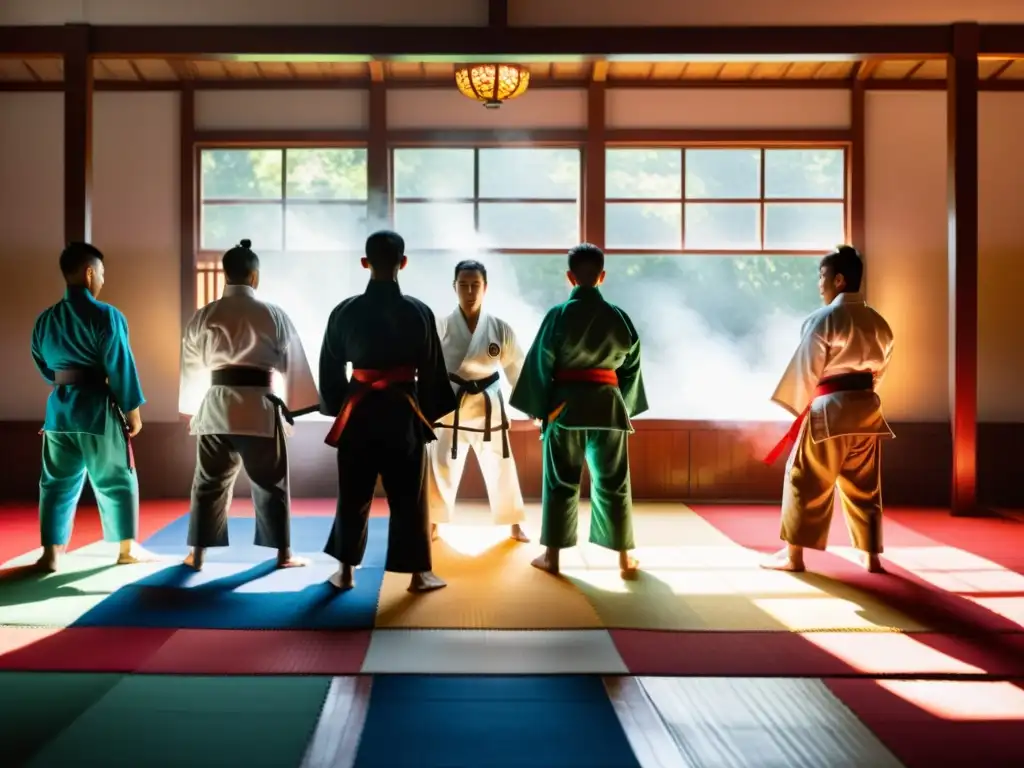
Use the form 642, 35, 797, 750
223, 284, 256, 298
832, 291, 865, 306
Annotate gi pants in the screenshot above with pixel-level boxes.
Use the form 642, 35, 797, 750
39, 408, 139, 547
781, 419, 883, 554
541, 425, 635, 552
325, 393, 432, 574
427, 425, 526, 525
187, 425, 290, 551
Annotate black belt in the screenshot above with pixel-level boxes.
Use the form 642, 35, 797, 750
53, 367, 134, 471
434, 371, 509, 459
211, 367, 320, 426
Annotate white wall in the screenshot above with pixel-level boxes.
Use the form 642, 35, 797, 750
3, 0, 1022, 26
2, 87, 1022, 423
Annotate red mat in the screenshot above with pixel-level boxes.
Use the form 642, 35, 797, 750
0, 626, 371, 674
0, 626, 175, 671
611, 629, 1024, 678
827, 678, 1024, 768
691, 505, 1024, 636
137, 628, 372, 674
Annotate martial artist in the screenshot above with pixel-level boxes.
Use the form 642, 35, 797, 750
319, 230, 458, 593
428, 259, 529, 543
31, 242, 154, 572
509, 243, 648, 578
179, 239, 319, 571
761, 245, 895, 574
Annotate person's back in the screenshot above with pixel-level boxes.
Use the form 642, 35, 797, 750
547, 286, 645, 431
31, 242, 151, 572
319, 231, 455, 594
510, 243, 646, 580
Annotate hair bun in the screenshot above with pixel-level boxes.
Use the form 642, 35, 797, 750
239, 238, 252, 249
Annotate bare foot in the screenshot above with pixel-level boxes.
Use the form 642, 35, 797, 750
183, 548, 204, 571
619, 551, 640, 579
760, 546, 805, 572
862, 553, 886, 574
531, 549, 560, 575
430, 524, 439, 542
276, 551, 310, 569
329, 565, 354, 591
34, 554, 58, 573
117, 545, 161, 565
408, 571, 447, 593
509, 524, 531, 543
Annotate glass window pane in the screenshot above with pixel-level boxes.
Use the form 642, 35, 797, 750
764, 203, 846, 250
393, 202, 476, 250
606, 203, 682, 249
393, 148, 475, 199
764, 149, 845, 199
285, 202, 369, 250
606, 149, 682, 199
685, 149, 761, 199
478, 203, 579, 249
201, 149, 282, 200
201, 203, 283, 251
286, 148, 368, 201
684, 203, 760, 250
478, 148, 580, 199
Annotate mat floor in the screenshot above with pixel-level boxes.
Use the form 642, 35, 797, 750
1, 500, 1022, 766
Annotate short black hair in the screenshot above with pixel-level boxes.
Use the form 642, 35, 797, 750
454, 259, 487, 284
820, 245, 864, 293
59, 242, 103, 278
365, 230, 405, 272
567, 242, 605, 287
222, 238, 259, 283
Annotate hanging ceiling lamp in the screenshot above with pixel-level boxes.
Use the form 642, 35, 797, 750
454, 63, 530, 108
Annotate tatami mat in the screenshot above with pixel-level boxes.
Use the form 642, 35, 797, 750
639, 677, 904, 768
562, 506, 928, 632
24, 675, 331, 768
360, 629, 629, 674
376, 520, 602, 629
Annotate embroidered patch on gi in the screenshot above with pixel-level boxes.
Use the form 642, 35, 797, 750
487, 342, 501, 358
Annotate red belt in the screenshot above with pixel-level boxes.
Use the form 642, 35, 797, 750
762, 372, 874, 465
324, 367, 433, 447
554, 368, 618, 386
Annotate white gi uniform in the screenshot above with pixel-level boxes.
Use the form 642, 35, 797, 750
770, 291, 895, 554
427, 308, 527, 525
179, 284, 318, 550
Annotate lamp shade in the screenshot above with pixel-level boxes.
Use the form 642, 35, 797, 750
454, 63, 530, 108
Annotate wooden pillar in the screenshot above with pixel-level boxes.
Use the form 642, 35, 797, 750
584, 69, 607, 248
63, 24, 93, 243
179, 84, 196, 331
848, 73, 866, 252
366, 70, 389, 227
947, 23, 980, 515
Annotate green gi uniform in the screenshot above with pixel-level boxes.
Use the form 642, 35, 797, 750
31, 286, 145, 547
509, 285, 647, 551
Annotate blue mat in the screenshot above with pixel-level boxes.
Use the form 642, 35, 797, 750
354, 676, 641, 767
143, 516, 391, 568
69, 516, 392, 630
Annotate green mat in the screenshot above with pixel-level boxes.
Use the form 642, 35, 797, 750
24, 675, 332, 768
0, 672, 124, 765
0, 555, 168, 627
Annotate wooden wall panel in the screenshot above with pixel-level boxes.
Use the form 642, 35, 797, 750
1, 420, 1015, 508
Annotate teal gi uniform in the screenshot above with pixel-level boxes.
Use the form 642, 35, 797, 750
31, 286, 145, 547
509, 286, 648, 551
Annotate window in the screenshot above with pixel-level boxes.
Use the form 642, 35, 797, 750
196, 147, 369, 307
602, 147, 848, 420
195, 147, 369, 408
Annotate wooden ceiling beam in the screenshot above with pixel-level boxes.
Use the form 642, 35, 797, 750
592, 61, 609, 82
84, 24, 952, 57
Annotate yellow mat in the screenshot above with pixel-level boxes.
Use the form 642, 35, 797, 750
374, 517, 603, 629
375, 504, 929, 632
